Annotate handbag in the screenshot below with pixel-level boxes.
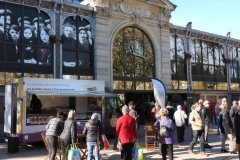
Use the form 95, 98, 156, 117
67, 144, 80, 160
159, 121, 169, 137
116, 137, 123, 151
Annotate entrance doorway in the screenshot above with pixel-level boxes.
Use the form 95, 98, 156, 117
125, 92, 154, 125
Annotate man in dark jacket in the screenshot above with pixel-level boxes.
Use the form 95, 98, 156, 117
60, 110, 77, 160
45, 112, 64, 160
202, 100, 212, 148
83, 113, 105, 160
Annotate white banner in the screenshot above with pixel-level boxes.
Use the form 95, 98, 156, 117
151, 79, 166, 108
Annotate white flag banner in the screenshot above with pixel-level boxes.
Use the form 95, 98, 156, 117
151, 79, 166, 108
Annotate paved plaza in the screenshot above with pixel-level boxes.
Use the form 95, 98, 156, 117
0, 124, 239, 160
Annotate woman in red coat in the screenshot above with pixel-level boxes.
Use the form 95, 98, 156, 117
116, 105, 138, 160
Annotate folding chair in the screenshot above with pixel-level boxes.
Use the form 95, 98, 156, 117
41, 132, 61, 160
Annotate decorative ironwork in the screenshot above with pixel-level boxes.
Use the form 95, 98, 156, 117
8, 0, 22, 4
62, 6, 78, 14
40, 2, 54, 10
24, 0, 38, 6
80, 10, 93, 17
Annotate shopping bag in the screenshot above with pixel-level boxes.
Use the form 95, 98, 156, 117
101, 135, 110, 150
229, 139, 236, 151
132, 143, 144, 160
68, 144, 81, 160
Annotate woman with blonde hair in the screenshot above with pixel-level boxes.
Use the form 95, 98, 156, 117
116, 105, 138, 160
157, 108, 176, 160
60, 110, 77, 160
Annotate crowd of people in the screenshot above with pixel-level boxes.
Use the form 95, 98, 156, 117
44, 98, 240, 160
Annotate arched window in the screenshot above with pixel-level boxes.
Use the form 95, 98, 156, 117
112, 27, 154, 90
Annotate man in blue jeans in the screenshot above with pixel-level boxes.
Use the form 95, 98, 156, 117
83, 113, 104, 160
189, 102, 207, 157
215, 99, 222, 135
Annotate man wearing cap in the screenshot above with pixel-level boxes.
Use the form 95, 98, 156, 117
18, 16, 31, 27
46, 112, 64, 160
33, 17, 45, 37
0, 9, 12, 41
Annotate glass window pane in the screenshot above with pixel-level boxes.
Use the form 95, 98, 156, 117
62, 50, 77, 67
0, 72, 5, 85
24, 73, 38, 78
136, 81, 144, 90
195, 40, 201, 63
176, 37, 184, 62
179, 81, 187, 90
80, 76, 93, 80
7, 45, 21, 63
172, 80, 178, 89
63, 75, 78, 80
145, 82, 153, 90
39, 74, 53, 79
6, 72, 21, 84
170, 36, 175, 61
125, 81, 134, 90
113, 80, 124, 90
231, 83, 239, 91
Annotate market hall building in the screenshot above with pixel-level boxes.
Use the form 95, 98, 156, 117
0, 0, 240, 131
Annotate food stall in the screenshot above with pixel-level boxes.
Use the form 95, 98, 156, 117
4, 78, 123, 144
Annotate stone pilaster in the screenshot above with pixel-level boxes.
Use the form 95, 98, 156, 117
94, 9, 111, 88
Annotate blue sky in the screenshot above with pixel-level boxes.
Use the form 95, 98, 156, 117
169, 0, 240, 40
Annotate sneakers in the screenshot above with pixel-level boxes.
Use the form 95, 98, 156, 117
199, 152, 208, 157
188, 150, 196, 155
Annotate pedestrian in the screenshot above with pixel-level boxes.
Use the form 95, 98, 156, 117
83, 112, 105, 160
152, 103, 161, 155
230, 100, 238, 130
173, 105, 187, 143
157, 108, 176, 160
215, 99, 222, 135
166, 101, 174, 121
202, 100, 212, 148
219, 99, 235, 153
234, 105, 240, 157
128, 101, 139, 129
210, 99, 217, 125
151, 102, 161, 122
189, 105, 196, 138
60, 110, 77, 160
116, 105, 138, 160
45, 112, 64, 160
189, 102, 207, 157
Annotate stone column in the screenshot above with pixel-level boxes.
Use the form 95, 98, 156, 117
94, 8, 111, 88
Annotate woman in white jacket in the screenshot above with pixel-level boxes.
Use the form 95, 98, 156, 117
173, 105, 187, 143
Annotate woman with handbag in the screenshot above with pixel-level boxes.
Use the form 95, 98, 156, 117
60, 110, 77, 160
116, 105, 138, 160
157, 108, 176, 160
173, 105, 187, 143
219, 100, 236, 153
